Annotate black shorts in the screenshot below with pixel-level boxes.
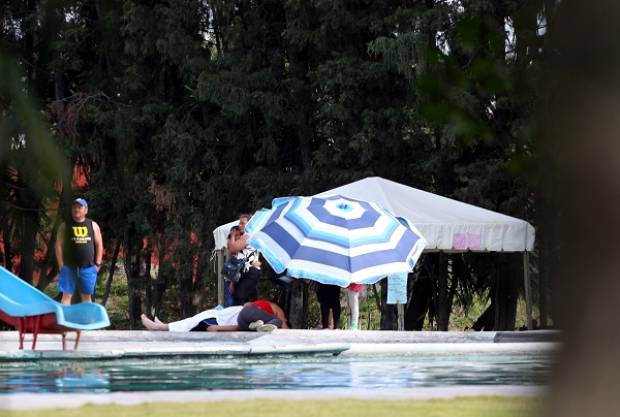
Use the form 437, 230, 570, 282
237, 305, 282, 331
233, 267, 261, 305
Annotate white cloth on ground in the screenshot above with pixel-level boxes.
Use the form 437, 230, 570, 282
168, 306, 243, 332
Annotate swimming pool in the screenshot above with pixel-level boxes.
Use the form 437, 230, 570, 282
0, 351, 553, 394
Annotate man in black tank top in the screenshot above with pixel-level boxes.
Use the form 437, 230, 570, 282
55, 198, 104, 304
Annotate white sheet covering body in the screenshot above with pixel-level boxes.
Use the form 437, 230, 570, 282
167, 305, 243, 332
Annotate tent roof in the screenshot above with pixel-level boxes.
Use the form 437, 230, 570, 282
213, 220, 240, 251
213, 176, 535, 252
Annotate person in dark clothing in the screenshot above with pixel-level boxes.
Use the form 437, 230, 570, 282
237, 299, 289, 331
223, 226, 241, 306
55, 198, 104, 305
316, 283, 341, 329
228, 213, 262, 305
233, 265, 261, 305
141, 299, 289, 333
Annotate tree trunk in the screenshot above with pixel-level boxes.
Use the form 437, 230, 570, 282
493, 254, 520, 331
405, 273, 433, 330
124, 232, 143, 329
370, 283, 381, 312
178, 237, 197, 319
143, 238, 153, 314
0, 215, 14, 272
0, 220, 4, 267
37, 215, 62, 291
179, 274, 196, 319
151, 235, 169, 318
472, 254, 520, 331
537, 191, 558, 328
538, 260, 548, 329
435, 253, 450, 330
472, 303, 494, 331
287, 279, 307, 329
17, 189, 40, 284
101, 240, 121, 306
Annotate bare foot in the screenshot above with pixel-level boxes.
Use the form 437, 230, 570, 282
141, 314, 166, 331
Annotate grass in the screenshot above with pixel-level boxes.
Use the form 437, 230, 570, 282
0, 397, 545, 417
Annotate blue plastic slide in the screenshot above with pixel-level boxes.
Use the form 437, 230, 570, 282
0, 266, 110, 350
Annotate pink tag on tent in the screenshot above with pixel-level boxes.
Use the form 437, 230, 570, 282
453, 233, 482, 250
467, 234, 482, 250
453, 233, 467, 250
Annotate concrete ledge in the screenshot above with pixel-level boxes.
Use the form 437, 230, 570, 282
0, 329, 561, 361
344, 342, 557, 355
0, 329, 562, 344
0, 343, 351, 362
494, 330, 561, 343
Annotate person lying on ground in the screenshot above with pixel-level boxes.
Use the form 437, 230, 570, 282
141, 300, 289, 332
141, 305, 243, 332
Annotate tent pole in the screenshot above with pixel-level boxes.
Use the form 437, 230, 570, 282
217, 249, 224, 306
523, 251, 533, 330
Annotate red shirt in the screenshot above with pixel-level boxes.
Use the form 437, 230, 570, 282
250, 299, 274, 315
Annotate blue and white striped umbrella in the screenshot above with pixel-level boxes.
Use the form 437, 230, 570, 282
246, 195, 427, 287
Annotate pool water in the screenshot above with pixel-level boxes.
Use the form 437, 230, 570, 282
0, 352, 554, 394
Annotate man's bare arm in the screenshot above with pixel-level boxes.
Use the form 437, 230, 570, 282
227, 234, 249, 254
92, 221, 104, 268
271, 304, 289, 329
206, 325, 240, 332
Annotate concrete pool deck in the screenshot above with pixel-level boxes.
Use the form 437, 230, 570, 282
0, 329, 560, 360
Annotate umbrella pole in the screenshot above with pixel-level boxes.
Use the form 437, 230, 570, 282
397, 304, 405, 331
217, 249, 224, 306
523, 251, 533, 330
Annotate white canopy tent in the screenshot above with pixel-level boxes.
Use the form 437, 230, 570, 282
212, 176, 536, 328
317, 177, 535, 252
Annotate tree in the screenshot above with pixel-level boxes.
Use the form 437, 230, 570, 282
1, 0, 552, 330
